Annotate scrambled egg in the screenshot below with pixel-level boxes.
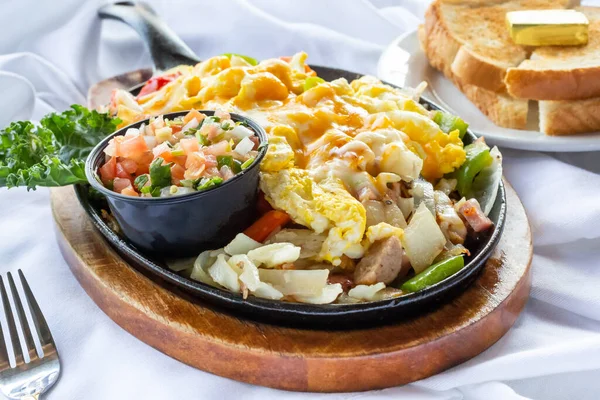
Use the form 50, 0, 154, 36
260, 168, 365, 266
110, 52, 467, 266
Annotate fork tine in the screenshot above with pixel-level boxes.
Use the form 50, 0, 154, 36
7, 272, 38, 361
0, 276, 23, 365
0, 278, 10, 367
17, 270, 55, 350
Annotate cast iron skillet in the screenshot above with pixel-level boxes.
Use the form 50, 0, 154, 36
78, 2, 507, 329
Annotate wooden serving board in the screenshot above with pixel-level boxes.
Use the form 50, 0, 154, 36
50, 181, 532, 392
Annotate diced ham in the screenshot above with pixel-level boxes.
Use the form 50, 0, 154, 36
459, 199, 493, 233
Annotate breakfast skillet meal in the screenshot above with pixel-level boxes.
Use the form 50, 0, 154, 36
421, 0, 600, 135
100, 53, 502, 304
0, 51, 503, 305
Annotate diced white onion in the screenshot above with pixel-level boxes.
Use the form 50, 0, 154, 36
253, 282, 284, 300
348, 283, 385, 301
231, 255, 261, 291
208, 254, 240, 293
403, 203, 446, 273
143, 135, 157, 149
124, 128, 140, 137
247, 243, 301, 268
234, 136, 255, 156
181, 117, 200, 133
190, 250, 219, 287
230, 125, 254, 140
294, 284, 343, 304
224, 233, 262, 256
258, 269, 328, 296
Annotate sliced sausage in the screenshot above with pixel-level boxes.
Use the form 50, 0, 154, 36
354, 236, 409, 285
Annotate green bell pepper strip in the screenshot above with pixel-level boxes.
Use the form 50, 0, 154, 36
222, 53, 258, 66
433, 111, 469, 139
401, 256, 465, 293
455, 142, 493, 197
303, 76, 325, 91
195, 130, 210, 146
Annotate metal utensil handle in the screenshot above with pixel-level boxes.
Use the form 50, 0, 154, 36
98, 1, 201, 72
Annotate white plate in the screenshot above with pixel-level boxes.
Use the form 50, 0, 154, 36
377, 31, 600, 152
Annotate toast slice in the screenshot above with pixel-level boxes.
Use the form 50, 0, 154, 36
425, 0, 577, 93
539, 97, 600, 135
506, 7, 600, 100
419, 18, 529, 129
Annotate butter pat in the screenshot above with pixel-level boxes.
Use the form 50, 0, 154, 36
507, 10, 589, 46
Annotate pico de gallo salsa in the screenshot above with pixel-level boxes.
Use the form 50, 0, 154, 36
98, 109, 261, 197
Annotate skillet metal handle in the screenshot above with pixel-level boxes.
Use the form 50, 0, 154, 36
98, 1, 201, 72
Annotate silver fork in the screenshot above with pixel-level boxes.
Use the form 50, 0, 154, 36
0, 270, 60, 399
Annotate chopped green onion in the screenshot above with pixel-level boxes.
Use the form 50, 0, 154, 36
195, 130, 210, 146
240, 157, 255, 170
179, 179, 197, 188
170, 148, 185, 157
222, 53, 258, 66
221, 121, 233, 131
133, 174, 149, 191
169, 185, 179, 195
196, 176, 224, 191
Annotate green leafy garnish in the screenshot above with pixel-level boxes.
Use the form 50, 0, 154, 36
433, 111, 468, 139
0, 105, 120, 190
179, 179, 197, 188
149, 157, 172, 189
303, 76, 325, 91
217, 155, 234, 170
196, 176, 223, 191
222, 53, 258, 66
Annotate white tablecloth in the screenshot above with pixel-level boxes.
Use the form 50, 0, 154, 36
1, 1, 600, 399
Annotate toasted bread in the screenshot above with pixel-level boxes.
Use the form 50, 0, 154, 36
425, 0, 577, 93
539, 97, 600, 135
506, 7, 600, 100
419, 16, 528, 129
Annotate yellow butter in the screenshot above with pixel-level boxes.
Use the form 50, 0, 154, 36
506, 10, 589, 46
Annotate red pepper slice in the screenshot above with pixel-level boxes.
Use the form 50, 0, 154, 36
137, 72, 181, 97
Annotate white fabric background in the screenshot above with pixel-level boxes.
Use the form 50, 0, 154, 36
1, 0, 600, 399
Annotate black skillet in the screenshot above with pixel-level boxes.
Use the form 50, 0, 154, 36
78, 1, 507, 329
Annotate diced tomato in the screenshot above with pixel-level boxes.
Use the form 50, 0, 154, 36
153, 142, 174, 162
220, 165, 235, 181
113, 177, 133, 193
171, 164, 185, 185
203, 166, 220, 177
183, 109, 205, 125
180, 137, 200, 155
184, 152, 207, 180
171, 125, 183, 136
173, 155, 187, 167
120, 186, 139, 197
120, 159, 138, 174
119, 135, 149, 158
204, 140, 229, 156
99, 156, 117, 183
131, 152, 153, 174
137, 73, 180, 98
204, 154, 217, 168
115, 163, 131, 179
249, 135, 260, 150
200, 123, 220, 140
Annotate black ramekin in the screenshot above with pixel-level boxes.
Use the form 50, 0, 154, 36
85, 110, 268, 257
